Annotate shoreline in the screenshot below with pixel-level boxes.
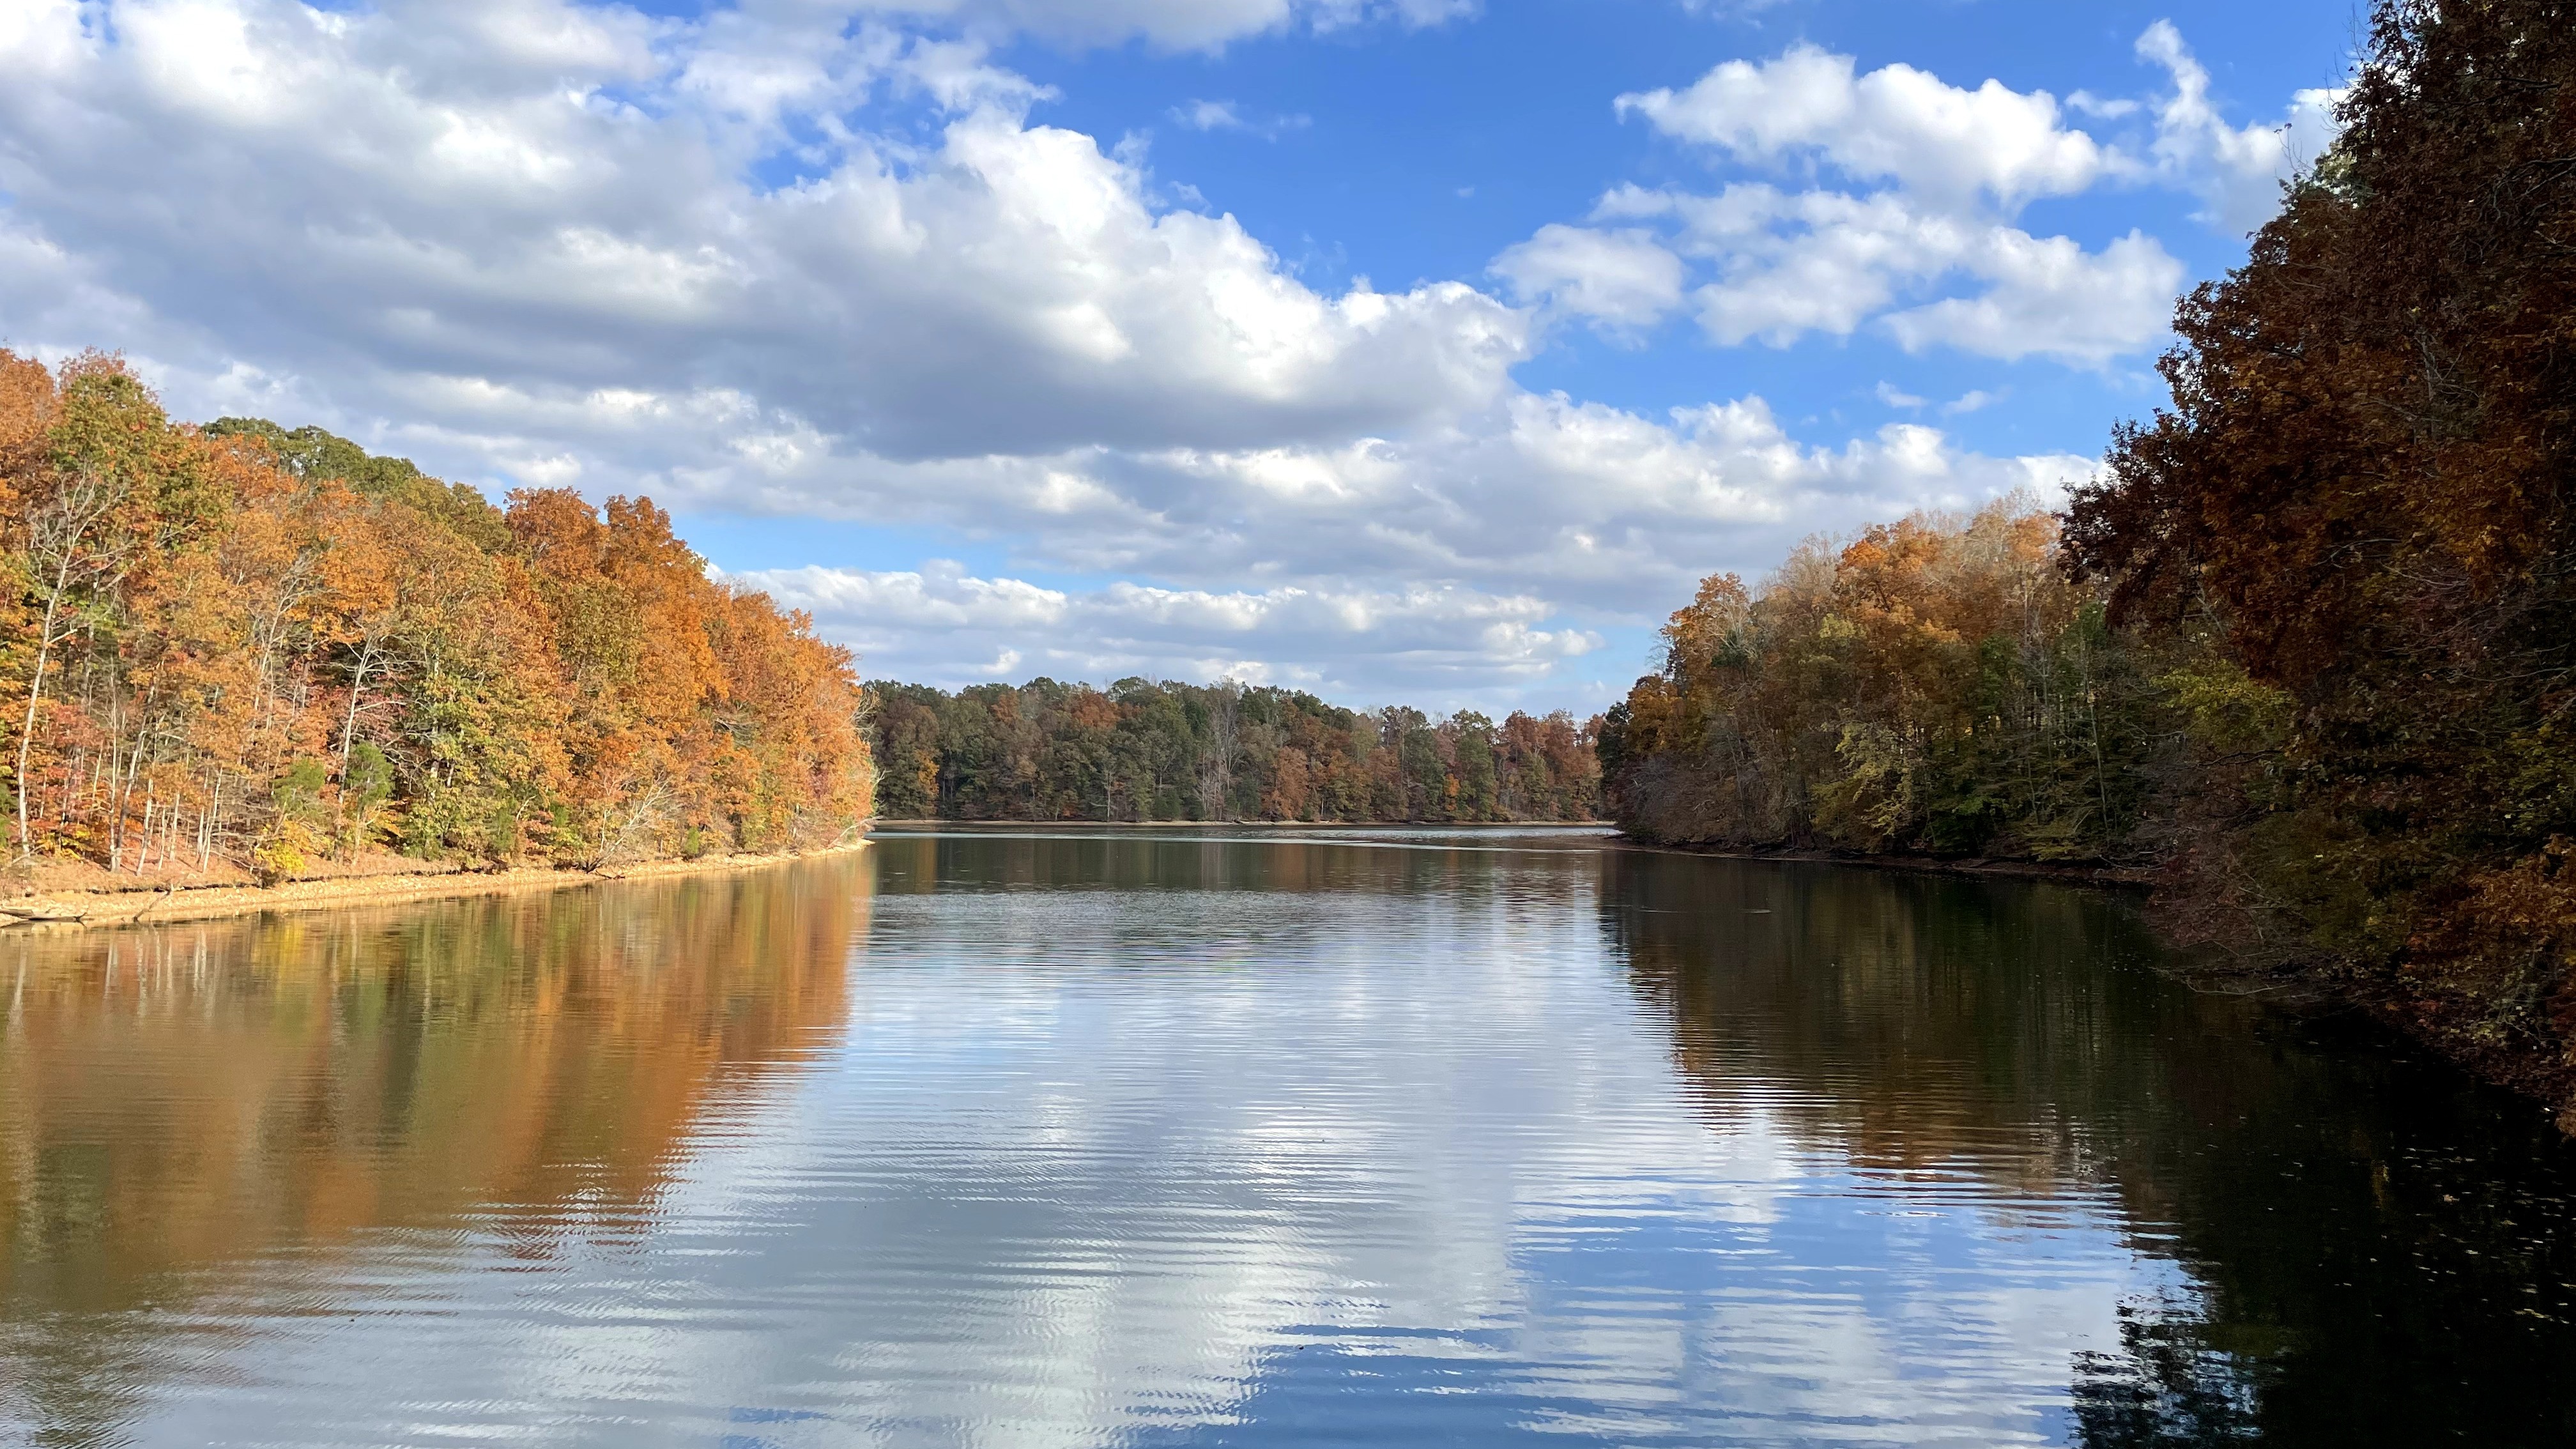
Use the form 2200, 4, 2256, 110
1610, 836, 2158, 888
0, 839, 872, 931
867, 818, 1614, 830
0, 826, 2126, 935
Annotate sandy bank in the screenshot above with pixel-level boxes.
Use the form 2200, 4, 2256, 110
0, 839, 872, 930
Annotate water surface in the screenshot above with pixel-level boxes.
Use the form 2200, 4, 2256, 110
5, 827, 2574, 1446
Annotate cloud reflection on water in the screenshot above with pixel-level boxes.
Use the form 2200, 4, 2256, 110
6, 832, 2572, 1446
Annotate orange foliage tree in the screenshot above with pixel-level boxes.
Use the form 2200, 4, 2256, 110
0, 353, 873, 880
1599, 500, 2156, 860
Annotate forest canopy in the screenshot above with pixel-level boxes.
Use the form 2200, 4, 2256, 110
1599, 500, 2154, 864
2065, 0, 2576, 1112
1605, 0, 2576, 1122
870, 678, 1600, 824
0, 351, 875, 882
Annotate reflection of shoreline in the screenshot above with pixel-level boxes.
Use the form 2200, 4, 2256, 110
864, 829, 1609, 904
1, 857, 869, 1441
1613, 837, 2155, 887
1605, 848, 2576, 1445
1605, 851, 2181, 1184
3, 841, 870, 931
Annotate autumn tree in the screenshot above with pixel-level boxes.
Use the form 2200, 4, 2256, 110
0, 358, 873, 882
863, 677, 1600, 824
1600, 500, 2151, 860
2063, 0, 2576, 1112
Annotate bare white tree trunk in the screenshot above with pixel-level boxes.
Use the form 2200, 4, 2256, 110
12, 471, 124, 859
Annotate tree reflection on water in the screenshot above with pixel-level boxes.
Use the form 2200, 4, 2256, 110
1599, 848, 2576, 1446
0, 858, 868, 1443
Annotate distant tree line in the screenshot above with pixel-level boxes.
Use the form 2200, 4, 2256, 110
1602, 0, 2576, 1123
869, 678, 1601, 823
0, 353, 874, 882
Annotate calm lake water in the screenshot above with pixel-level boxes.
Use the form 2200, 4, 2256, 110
6, 827, 2576, 1448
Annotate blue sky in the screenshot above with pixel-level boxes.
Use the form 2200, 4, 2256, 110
1029, 0, 2354, 455
0, 0, 2361, 713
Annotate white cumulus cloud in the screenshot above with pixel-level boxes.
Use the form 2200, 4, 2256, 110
1489, 224, 1687, 332
1883, 229, 2184, 365
848, 0, 1475, 51
683, 388, 2096, 629
1518, 26, 2340, 367
2136, 20, 2346, 234
1615, 43, 2124, 208
0, 0, 1526, 464
735, 564, 1599, 699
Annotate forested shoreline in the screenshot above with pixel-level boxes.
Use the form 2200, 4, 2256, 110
870, 679, 1601, 823
0, 351, 875, 887
1600, 501, 2156, 867
0, 342, 1597, 910
1603, 0, 2576, 1126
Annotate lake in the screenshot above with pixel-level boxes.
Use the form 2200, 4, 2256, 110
5, 827, 2575, 1447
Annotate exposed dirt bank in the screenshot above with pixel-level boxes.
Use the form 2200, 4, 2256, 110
0, 839, 871, 931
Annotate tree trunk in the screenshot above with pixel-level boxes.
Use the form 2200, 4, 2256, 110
13, 546, 80, 856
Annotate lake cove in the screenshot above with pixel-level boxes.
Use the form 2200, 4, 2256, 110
6, 827, 2574, 1446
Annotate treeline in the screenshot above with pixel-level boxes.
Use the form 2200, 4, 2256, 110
1604, 0, 2576, 1121
870, 678, 1601, 823
0, 352, 873, 881
1602, 502, 2156, 862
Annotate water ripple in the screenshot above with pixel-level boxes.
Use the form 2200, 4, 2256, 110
6, 831, 2576, 1446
